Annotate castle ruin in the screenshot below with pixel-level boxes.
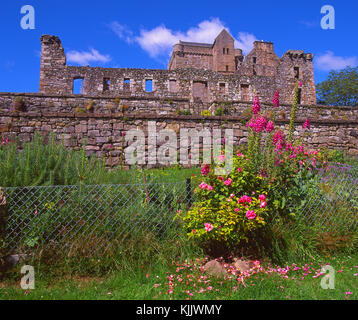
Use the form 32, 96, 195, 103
39, 29, 316, 106
1, 30, 357, 162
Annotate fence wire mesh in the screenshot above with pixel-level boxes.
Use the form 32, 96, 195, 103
1, 181, 192, 258
271, 163, 358, 234
1, 163, 357, 259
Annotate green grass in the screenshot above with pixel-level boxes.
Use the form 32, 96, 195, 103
1, 134, 357, 300
1, 253, 357, 300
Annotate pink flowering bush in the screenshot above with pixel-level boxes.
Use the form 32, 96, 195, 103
181, 151, 272, 252
180, 81, 330, 256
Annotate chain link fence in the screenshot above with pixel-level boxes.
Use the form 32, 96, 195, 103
1, 164, 357, 259
0, 181, 193, 258
273, 163, 358, 234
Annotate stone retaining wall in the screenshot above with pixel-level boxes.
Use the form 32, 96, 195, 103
0, 92, 357, 166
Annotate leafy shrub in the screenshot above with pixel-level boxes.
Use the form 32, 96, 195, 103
182, 157, 270, 253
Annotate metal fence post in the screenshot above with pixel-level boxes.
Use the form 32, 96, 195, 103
186, 178, 192, 209
0, 187, 7, 247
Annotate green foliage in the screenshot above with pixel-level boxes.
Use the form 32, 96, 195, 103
0, 133, 104, 187
214, 107, 224, 116
176, 109, 192, 116
288, 81, 300, 142
316, 66, 358, 106
320, 148, 345, 163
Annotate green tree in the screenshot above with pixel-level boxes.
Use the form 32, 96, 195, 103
316, 66, 358, 106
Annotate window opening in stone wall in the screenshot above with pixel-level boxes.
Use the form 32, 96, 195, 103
169, 79, 177, 92
253, 57, 257, 64
294, 67, 300, 79
103, 78, 111, 92
73, 78, 84, 94
223, 48, 226, 55
226, 65, 229, 72
219, 83, 226, 94
145, 79, 153, 92
123, 78, 130, 91
253, 66, 257, 75
241, 84, 250, 101
193, 81, 209, 103
227, 48, 229, 54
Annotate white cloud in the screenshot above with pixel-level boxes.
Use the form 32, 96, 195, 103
235, 32, 258, 55
66, 48, 111, 66
110, 22, 134, 43
315, 51, 358, 71
111, 18, 258, 59
135, 25, 180, 58
180, 18, 228, 44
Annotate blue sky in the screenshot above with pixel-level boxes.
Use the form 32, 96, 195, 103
0, 0, 357, 93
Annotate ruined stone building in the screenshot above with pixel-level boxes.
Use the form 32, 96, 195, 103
39, 29, 316, 106
1, 30, 358, 164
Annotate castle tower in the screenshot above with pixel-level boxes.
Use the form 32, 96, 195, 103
212, 29, 235, 73
279, 50, 316, 105
39, 35, 67, 94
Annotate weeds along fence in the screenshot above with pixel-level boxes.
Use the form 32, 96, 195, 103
275, 163, 358, 235
1, 164, 357, 260
0, 181, 193, 260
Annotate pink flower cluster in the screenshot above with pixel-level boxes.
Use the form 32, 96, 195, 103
252, 95, 261, 115
238, 195, 252, 204
259, 194, 267, 208
266, 121, 275, 133
199, 182, 213, 191
1, 138, 9, 146
272, 90, 280, 108
204, 223, 213, 232
224, 178, 233, 186
273, 130, 285, 150
248, 115, 269, 133
302, 118, 311, 130
200, 164, 210, 176
246, 210, 256, 220
218, 154, 225, 162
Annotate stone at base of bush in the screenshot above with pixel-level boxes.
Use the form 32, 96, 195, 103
233, 258, 253, 273
203, 260, 228, 279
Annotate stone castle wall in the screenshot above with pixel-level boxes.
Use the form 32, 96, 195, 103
1, 92, 357, 167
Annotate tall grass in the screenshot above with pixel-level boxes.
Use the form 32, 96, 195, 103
0, 132, 199, 187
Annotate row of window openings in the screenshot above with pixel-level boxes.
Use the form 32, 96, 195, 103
74, 78, 228, 95
72, 66, 300, 94
74, 78, 302, 102
222, 48, 230, 55
73, 78, 155, 94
